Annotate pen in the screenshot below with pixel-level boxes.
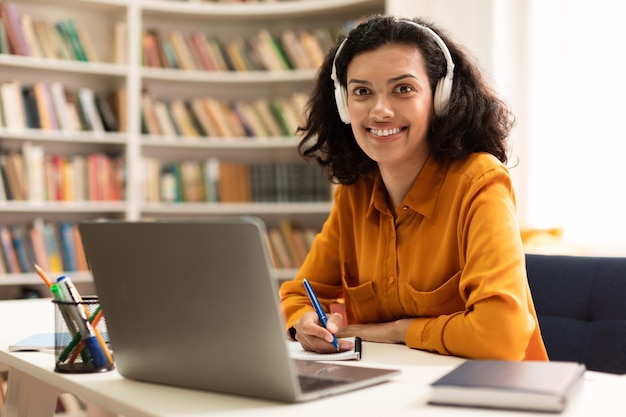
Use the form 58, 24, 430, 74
56, 276, 112, 368
303, 278, 339, 350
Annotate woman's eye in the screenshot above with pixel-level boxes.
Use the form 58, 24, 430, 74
353, 87, 370, 96
394, 85, 414, 94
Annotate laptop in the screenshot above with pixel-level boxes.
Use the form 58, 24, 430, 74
78, 217, 399, 402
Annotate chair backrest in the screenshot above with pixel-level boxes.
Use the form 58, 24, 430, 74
526, 253, 626, 374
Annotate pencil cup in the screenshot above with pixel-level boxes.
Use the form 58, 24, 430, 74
52, 296, 115, 373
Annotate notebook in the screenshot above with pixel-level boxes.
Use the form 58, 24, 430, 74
429, 360, 585, 412
78, 217, 399, 402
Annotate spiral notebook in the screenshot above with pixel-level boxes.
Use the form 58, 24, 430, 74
287, 337, 362, 361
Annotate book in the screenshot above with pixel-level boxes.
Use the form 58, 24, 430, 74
428, 360, 586, 413
29, 218, 49, 271
10, 223, 33, 273
0, 1, 30, 56
1, 80, 26, 129
78, 87, 104, 132
56, 19, 87, 62
0, 19, 9, 54
112, 21, 127, 65
9, 332, 109, 352
286, 337, 361, 361
19, 13, 43, 58
0, 224, 20, 273
49, 82, 73, 131
95, 93, 119, 132
22, 141, 46, 201
9, 332, 62, 352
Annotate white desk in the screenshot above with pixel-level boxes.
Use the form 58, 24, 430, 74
1, 298, 625, 417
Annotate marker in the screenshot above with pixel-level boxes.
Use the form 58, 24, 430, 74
56, 276, 111, 368
303, 278, 339, 350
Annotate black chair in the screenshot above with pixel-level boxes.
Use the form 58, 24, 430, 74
526, 253, 626, 374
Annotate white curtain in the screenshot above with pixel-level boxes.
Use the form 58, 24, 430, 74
387, 0, 626, 252
524, 0, 626, 250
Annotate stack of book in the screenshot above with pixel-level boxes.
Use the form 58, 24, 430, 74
0, 219, 88, 274
142, 158, 330, 204
0, 81, 123, 133
141, 26, 334, 72
266, 220, 319, 270
0, 1, 100, 62
0, 143, 125, 202
140, 90, 307, 138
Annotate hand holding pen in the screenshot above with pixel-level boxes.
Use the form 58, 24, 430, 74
303, 278, 340, 350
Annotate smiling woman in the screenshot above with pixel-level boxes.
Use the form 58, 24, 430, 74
279, 15, 549, 363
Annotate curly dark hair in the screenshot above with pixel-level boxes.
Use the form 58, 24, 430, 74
298, 15, 515, 185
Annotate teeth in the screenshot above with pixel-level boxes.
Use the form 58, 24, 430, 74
370, 127, 401, 137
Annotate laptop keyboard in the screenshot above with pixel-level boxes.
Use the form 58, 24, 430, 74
298, 375, 349, 393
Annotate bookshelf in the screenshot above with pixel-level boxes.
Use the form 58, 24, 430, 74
0, 0, 386, 295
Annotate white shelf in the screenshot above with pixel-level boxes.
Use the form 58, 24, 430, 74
0, 270, 93, 286
141, 0, 384, 19
0, 201, 127, 213
141, 67, 317, 84
141, 201, 333, 215
0, 128, 128, 144
0, 54, 128, 76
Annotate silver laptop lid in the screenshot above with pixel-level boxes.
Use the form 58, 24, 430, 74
79, 217, 303, 402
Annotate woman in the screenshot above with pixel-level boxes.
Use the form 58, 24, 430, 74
279, 15, 548, 361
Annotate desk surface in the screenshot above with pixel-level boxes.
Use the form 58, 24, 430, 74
1, 298, 625, 417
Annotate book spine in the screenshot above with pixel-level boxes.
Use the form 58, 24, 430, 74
0, 2, 30, 56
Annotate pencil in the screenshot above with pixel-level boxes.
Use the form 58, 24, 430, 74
34, 263, 53, 287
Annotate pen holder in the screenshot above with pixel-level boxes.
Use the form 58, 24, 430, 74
53, 296, 115, 373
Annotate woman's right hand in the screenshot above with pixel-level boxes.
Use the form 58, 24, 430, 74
292, 311, 353, 353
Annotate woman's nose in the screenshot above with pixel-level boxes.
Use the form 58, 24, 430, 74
369, 95, 394, 120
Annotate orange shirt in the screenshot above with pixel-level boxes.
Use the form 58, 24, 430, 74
280, 153, 548, 361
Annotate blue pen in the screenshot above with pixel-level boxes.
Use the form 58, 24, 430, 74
303, 278, 339, 350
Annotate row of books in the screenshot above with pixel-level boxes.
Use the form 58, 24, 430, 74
0, 143, 125, 202
266, 221, 318, 270
141, 25, 334, 72
0, 218, 316, 277
0, 80, 124, 132
0, 1, 99, 62
142, 158, 330, 203
0, 219, 88, 275
141, 90, 307, 138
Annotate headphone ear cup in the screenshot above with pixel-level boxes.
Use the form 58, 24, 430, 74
334, 84, 351, 124
433, 75, 453, 116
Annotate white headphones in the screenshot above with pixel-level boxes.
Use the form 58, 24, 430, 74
330, 19, 455, 124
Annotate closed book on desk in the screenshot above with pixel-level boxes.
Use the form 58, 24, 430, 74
428, 360, 585, 413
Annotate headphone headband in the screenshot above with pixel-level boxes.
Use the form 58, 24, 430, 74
331, 19, 455, 124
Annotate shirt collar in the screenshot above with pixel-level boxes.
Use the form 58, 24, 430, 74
368, 156, 449, 219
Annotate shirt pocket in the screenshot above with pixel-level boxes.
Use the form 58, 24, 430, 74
343, 280, 385, 323
403, 270, 465, 317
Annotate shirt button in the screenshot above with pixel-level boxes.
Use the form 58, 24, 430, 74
388, 276, 394, 284
402, 206, 408, 211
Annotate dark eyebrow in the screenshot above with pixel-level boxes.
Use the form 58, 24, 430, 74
348, 78, 371, 86
348, 74, 420, 86
388, 74, 419, 84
